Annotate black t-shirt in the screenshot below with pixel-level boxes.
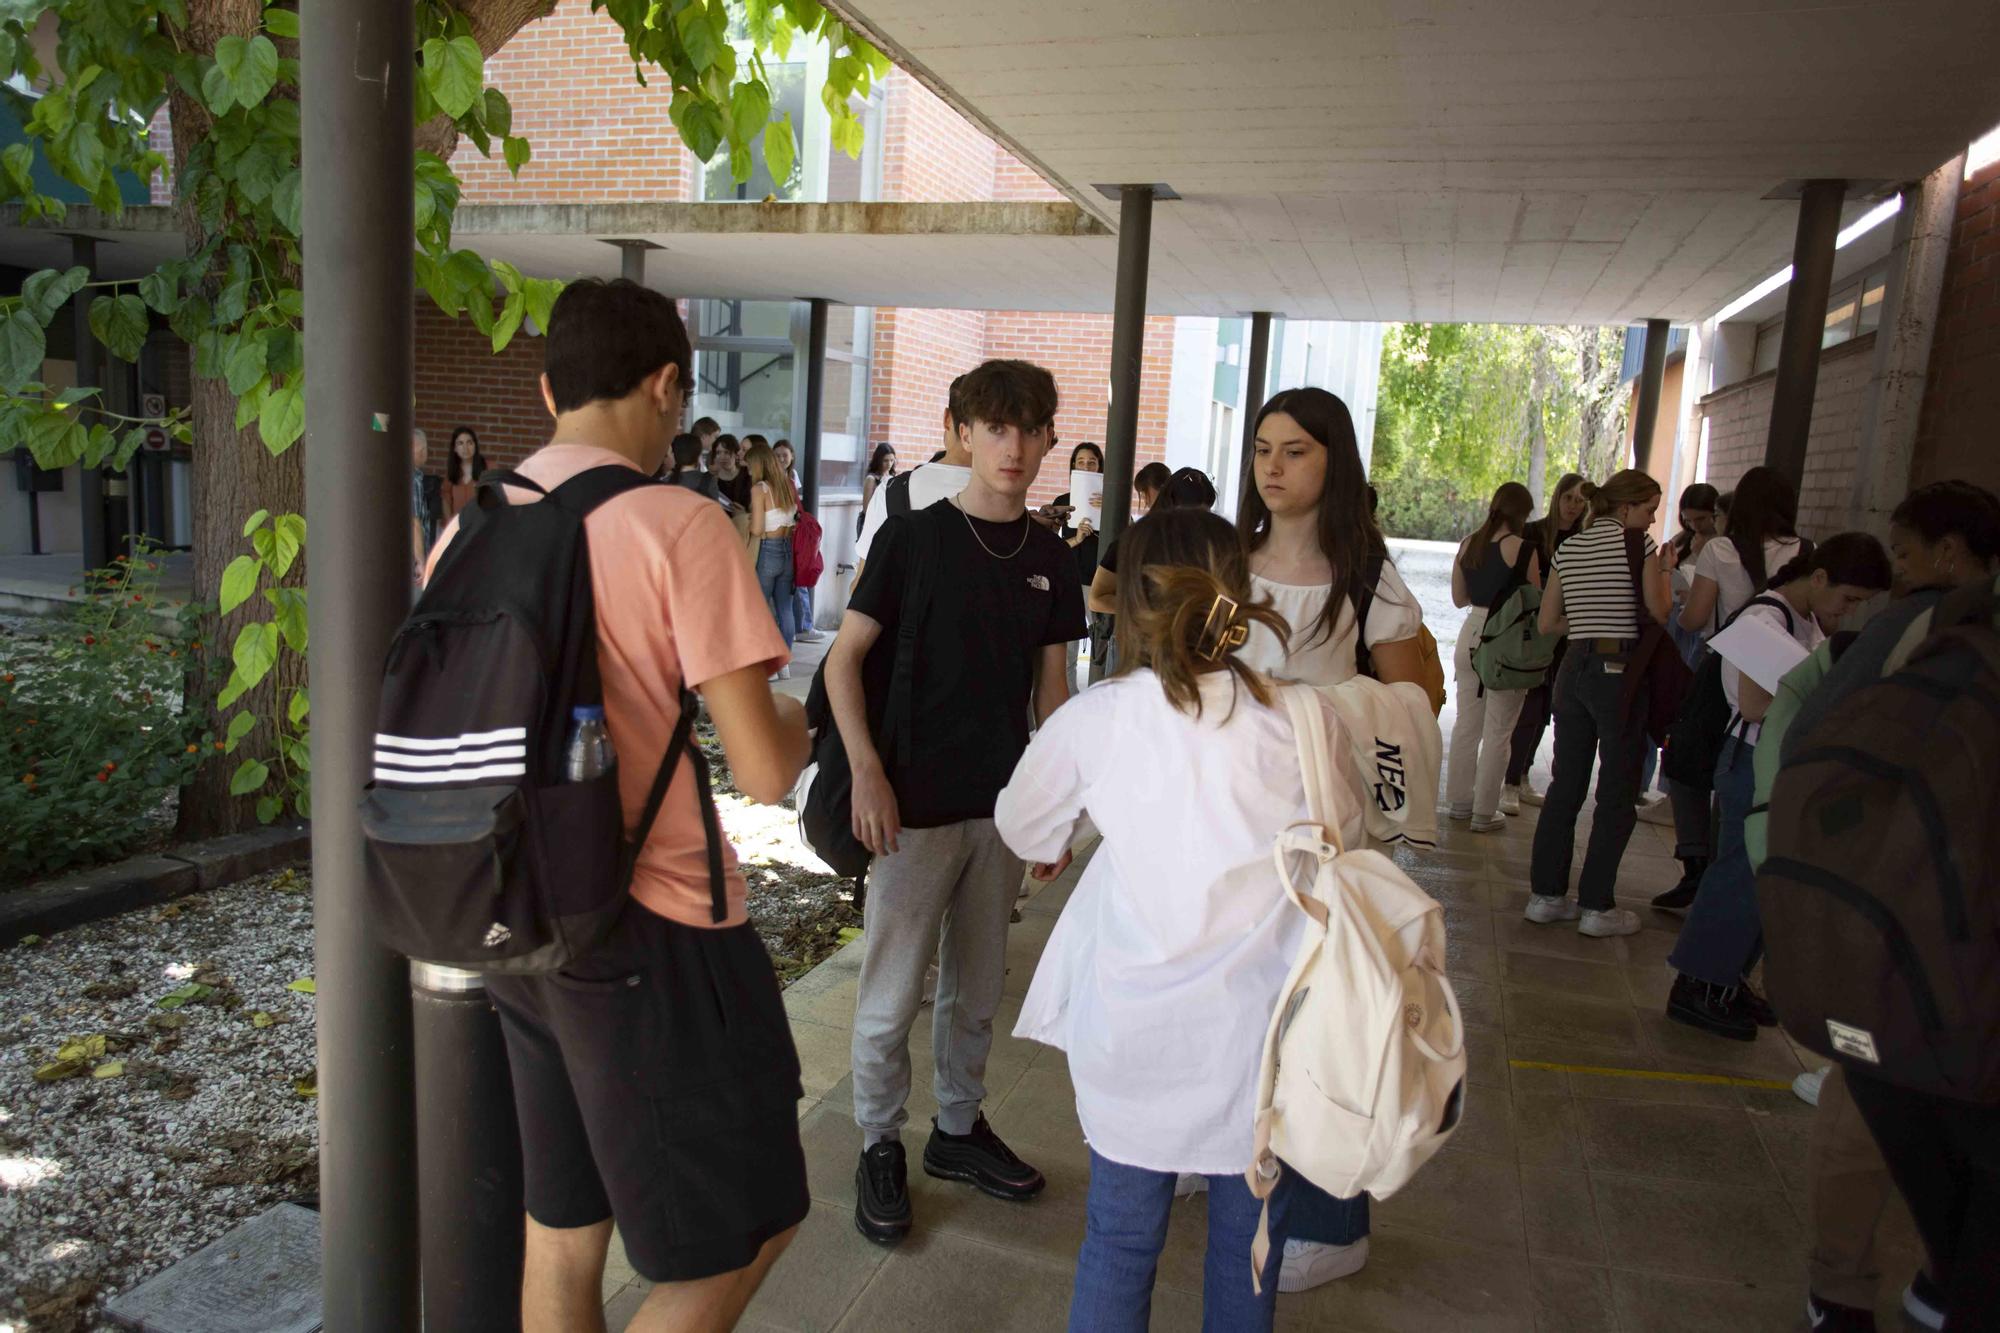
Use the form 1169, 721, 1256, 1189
847, 501, 1086, 826
1053, 490, 1099, 583
714, 470, 752, 510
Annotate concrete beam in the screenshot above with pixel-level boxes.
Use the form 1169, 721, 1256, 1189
1849, 155, 1963, 536
453, 200, 1112, 240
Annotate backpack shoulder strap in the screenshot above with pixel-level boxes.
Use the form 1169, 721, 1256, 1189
884, 506, 945, 769
1281, 684, 1346, 847
1353, 551, 1387, 678
546, 463, 661, 517
885, 468, 916, 518
625, 686, 728, 923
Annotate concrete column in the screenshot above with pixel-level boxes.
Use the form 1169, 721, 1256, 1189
1850, 157, 1963, 535
622, 245, 644, 284
301, 1, 420, 1327
1763, 180, 1848, 489
1235, 311, 1272, 526
1664, 319, 1715, 541
801, 297, 827, 513
1630, 318, 1670, 478
71, 234, 109, 570
1092, 185, 1155, 684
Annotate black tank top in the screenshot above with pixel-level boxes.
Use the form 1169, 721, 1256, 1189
1463, 540, 1522, 607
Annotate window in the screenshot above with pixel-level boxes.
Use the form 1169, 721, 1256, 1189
1752, 318, 1783, 376
1856, 269, 1887, 338
702, 63, 810, 202
1206, 400, 1235, 485
697, 51, 884, 206
689, 299, 873, 496
1822, 279, 1861, 348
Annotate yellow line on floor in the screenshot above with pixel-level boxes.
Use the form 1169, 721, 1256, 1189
1508, 1059, 1794, 1091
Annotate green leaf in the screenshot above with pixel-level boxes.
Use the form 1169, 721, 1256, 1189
226, 709, 257, 744
21, 266, 89, 326
243, 508, 270, 537
676, 100, 725, 163
232, 133, 289, 204
480, 87, 511, 138
287, 688, 309, 726
56, 121, 104, 190
524, 278, 563, 334
218, 554, 261, 614
258, 378, 304, 454
731, 79, 772, 144
286, 977, 315, 994
269, 168, 303, 235
138, 267, 183, 316
502, 135, 531, 177
422, 35, 483, 120
80, 422, 114, 468
113, 426, 147, 469
255, 794, 283, 824
263, 5, 298, 39
1, 142, 33, 197
87, 294, 149, 363
92, 1059, 125, 1079
209, 34, 279, 115
677, 3, 720, 72
52, 384, 98, 408
270, 512, 305, 578
729, 140, 751, 184
217, 672, 249, 710
0, 309, 46, 393
223, 331, 267, 396
251, 1010, 276, 1028
762, 117, 796, 189
491, 290, 525, 353
230, 619, 279, 690
229, 757, 270, 796
234, 378, 269, 431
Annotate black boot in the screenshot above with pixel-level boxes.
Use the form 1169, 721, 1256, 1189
1666, 972, 1756, 1041
1651, 858, 1707, 913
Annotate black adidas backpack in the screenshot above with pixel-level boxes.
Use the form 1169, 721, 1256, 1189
359, 466, 724, 973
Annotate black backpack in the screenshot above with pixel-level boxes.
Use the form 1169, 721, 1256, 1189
1661, 593, 1793, 792
798, 511, 943, 877
359, 467, 724, 972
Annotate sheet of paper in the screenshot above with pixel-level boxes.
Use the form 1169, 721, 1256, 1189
1069, 470, 1104, 531
1708, 611, 1809, 694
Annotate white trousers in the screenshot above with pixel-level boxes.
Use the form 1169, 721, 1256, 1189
1446, 607, 1528, 820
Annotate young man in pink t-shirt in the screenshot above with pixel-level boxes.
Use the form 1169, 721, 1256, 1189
427, 279, 812, 1331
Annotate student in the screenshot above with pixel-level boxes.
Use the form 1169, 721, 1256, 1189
1086, 466, 1217, 615
745, 441, 799, 668
858, 443, 898, 536
1445, 481, 1540, 832
1052, 441, 1105, 682
691, 415, 720, 470
767, 439, 822, 642
1232, 387, 1431, 1290
442, 424, 488, 519
1503, 471, 1588, 811
854, 373, 976, 574
664, 432, 721, 501
1667, 482, 1721, 658
424, 278, 811, 1331
827, 359, 1085, 1247
997, 508, 1363, 1330
1526, 469, 1676, 940
410, 427, 442, 572
1662, 534, 1891, 1039
1133, 460, 1173, 512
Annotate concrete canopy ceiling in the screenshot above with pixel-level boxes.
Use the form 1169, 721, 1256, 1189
829, 0, 2000, 324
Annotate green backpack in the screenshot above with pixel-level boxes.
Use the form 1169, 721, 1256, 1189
1471, 546, 1559, 691
1744, 641, 1838, 871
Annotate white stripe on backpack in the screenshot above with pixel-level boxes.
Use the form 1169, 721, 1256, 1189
372, 761, 528, 784
371, 745, 527, 768
373, 726, 529, 752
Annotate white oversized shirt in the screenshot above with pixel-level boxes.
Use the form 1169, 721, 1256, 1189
854, 461, 972, 560
996, 670, 1364, 1174
1237, 561, 1422, 690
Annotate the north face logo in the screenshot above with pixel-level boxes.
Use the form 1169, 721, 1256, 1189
482, 921, 512, 948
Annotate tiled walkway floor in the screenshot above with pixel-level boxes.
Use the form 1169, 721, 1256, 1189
603, 798, 1924, 1332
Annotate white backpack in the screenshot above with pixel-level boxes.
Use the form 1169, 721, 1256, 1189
1246, 686, 1469, 1288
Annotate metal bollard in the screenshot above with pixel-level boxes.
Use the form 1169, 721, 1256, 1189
410, 962, 524, 1333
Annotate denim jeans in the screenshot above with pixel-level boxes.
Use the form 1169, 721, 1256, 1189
1666, 776, 1715, 862
1667, 735, 1760, 987
1070, 1150, 1291, 1333
756, 537, 797, 648
1286, 1178, 1370, 1247
793, 582, 813, 634
1529, 647, 1648, 910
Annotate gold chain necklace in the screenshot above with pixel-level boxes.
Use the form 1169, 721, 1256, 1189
951, 497, 1030, 560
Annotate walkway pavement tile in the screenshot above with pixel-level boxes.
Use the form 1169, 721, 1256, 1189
1566, 1067, 1739, 1109
1493, 911, 1633, 965
783, 979, 858, 1030
1281, 1223, 1535, 1332
1503, 989, 1645, 1054
1506, 1033, 1666, 1074
1441, 930, 1501, 983
1637, 1013, 1807, 1080
1607, 1268, 1801, 1333
740, 1200, 891, 1330
602, 1229, 637, 1298
1513, 1092, 1585, 1171
910, 1138, 1090, 1264
1435, 1084, 1515, 1159
1576, 1099, 1782, 1189
1500, 948, 1633, 1004
988, 1066, 1084, 1145
830, 1230, 1075, 1332
1375, 1148, 1524, 1251
603, 1278, 648, 1329
1622, 960, 1675, 1008
1460, 1023, 1511, 1088
1748, 1109, 1811, 1199
1587, 1173, 1802, 1283
1450, 975, 1502, 1028
1520, 1167, 1605, 1264
789, 1018, 857, 1101
1529, 1257, 1619, 1332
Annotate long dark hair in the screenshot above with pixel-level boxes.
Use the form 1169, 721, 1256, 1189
1724, 466, 1800, 591
1891, 480, 2000, 559
1239, 387, 1388, 650
867, 443, 897, 479
1068, 441, 1104, 474
1672, 482, 1720, 561
668, 432, 701, 477
447, 426, 487, 485
1463, 481, 1533, 573
1770, 531, 1891, 591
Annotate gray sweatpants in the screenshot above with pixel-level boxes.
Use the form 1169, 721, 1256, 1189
851, 818, 1023, 1146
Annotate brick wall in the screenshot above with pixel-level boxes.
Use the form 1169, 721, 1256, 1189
1913, 156, 2000, 494
413, 300, 550, 470
147, 105, 173, 206
992, 149, 1065, 202
453, 0, 692, 204
1697, 333, 1876, 537
875, 71, 997, 203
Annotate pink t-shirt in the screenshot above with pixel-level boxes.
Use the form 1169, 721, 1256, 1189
427, 443, 787, 929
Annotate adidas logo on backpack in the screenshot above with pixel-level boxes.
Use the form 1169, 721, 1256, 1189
1246, 686, 1469, 1289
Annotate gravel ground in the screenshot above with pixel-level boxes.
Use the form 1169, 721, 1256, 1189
0, 724, 859, 1331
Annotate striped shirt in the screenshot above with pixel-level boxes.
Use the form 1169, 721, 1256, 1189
1554, 518, 1655, 639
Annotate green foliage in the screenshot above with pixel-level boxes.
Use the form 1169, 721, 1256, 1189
0, 0, 882, 825
209, 511, 309, 823
0, 547, 210, 884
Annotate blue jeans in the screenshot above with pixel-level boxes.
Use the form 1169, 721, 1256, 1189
1529, 648, 1649, 911
793, 582, 814, 634
1287, 1178, 1370, 1246
757, 537, 797, 648
1070, 1150, 1292, 1333
1667, 735, 1759, 987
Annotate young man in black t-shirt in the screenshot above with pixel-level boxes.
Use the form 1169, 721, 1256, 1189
827, 358, 1086, 1245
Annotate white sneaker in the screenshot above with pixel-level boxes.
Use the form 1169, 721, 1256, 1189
1635, 795, 1675, 826
1578, 907, 1642, 938
1278, 1237, 1369, 1293
794, 628, 826, 642
1445, 805, 1472, 822
1524, 894, 1581, 925
1498, 785, 1521, 816
1792, 1067, 1829, 1108
1173, 1173, 1209, 1198
1470, 815, 1507, 834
